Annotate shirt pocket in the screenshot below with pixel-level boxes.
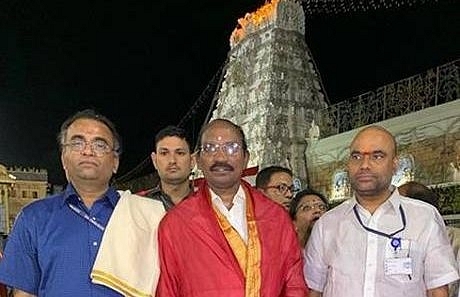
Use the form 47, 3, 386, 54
384, 239, 422, 283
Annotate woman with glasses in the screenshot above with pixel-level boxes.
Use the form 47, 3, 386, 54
289, 188, 328, 248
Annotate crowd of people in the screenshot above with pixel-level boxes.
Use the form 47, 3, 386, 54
0, 109, 458, 297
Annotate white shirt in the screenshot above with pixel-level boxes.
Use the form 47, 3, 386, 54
211, 186, 248, 243
305, 189, 459, 297
447, 226, 460, 297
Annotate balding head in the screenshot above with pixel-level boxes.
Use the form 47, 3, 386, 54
350, 125, 397, 158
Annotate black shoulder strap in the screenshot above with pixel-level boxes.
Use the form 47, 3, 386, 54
146, 189, 174, 211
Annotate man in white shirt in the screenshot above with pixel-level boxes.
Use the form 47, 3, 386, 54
305, 125, 459, 297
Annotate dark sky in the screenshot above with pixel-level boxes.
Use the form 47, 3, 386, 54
0, 0, 458, 185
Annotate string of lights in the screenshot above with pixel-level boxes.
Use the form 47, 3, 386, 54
301, 0, 441, 17
113, 58, 228, 185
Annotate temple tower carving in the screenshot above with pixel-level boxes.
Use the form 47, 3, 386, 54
211, 0, 328, 184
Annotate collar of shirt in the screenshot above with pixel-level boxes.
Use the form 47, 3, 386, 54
210, 185, 245, 210
344, 186, 401, 216
149, 183, 193, 197
151, 184, 162, 194
61, 183, 120, 208
210, 185, 248, 242
146, 185, 164, 198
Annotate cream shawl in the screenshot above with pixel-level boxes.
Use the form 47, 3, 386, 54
91, 190, 165, 296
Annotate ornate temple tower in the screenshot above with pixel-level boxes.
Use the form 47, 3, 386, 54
211, 0, 328, 184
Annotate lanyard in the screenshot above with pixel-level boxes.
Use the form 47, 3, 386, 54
353, 204, 406, 240
68, 203, 106, 231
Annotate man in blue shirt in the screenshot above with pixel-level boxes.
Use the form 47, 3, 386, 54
0, 109, 161, 296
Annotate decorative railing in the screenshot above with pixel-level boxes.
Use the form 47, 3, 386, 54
318, 59, 459, 138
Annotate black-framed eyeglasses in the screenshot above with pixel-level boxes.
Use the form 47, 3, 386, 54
200, 142, 242, 156
265, 183, 295, 194
297, 203, 328, 212
63, 138, 115, 157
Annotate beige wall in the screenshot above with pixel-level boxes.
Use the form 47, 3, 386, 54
0, 167, 48, 234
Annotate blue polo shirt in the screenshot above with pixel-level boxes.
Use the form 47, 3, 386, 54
0, 183, 123, 297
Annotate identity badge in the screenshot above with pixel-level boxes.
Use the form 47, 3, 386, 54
384, 257, 412, 275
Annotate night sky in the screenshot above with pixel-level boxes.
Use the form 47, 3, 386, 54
0, 0, 458, 185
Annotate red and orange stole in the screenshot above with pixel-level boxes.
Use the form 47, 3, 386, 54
212, 188, 262, 297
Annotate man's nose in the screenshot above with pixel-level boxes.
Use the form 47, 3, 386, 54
214, 148, 229, 160
81, 142, 95, 155
358, 155, 373, 168
167, 155, 177, 164
284, 190, 293, 198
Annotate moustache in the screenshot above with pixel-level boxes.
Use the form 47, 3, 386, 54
210, 162, 234, 171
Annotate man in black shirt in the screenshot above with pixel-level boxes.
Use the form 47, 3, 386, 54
145, 125, 195, 210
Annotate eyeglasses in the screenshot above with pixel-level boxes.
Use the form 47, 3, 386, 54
200, 142, 242, 156
348, 151, 388, 165
265, 184, 295, 194
297, 203, 328, 212
63, 138, 115, 157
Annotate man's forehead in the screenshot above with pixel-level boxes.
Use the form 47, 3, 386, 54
156, 140, 189, 152
349, 142, 395, 159
350, 143, 390, 153
157, 136, 188, 146
271, 172, 292, 181
67, 119, 112, 138
203, 127, 238, 141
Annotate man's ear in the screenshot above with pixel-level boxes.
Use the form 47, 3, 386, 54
113, 156, 120, 174
196, 153, 204, 171
392, 156, 399, 176
244, 151, 250, 169
190, 152, 197, 171
61, 153, 70, 181
151, 152, 158, 170
61, 153, 67, 171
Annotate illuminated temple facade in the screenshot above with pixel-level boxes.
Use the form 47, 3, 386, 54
212, 0, 327, 185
